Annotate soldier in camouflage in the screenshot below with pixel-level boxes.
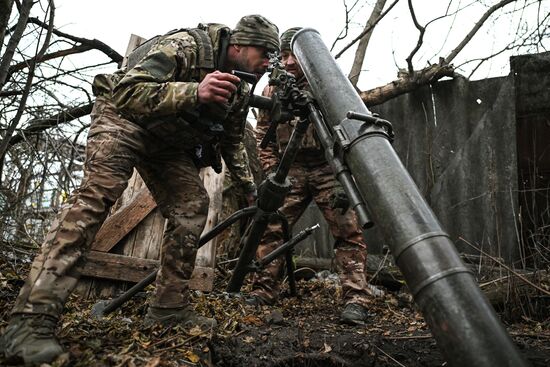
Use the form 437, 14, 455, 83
249, 27, 374, 325
0, 15, 279, 366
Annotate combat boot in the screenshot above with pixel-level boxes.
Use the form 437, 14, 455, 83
145, 306, 217, 329
0, 313, 64, 365
244, 293, 276, 306
245, 287, 279, 306
340, 303, 370, 325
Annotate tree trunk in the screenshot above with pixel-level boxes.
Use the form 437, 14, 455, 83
0, 0, 14, 54
0, 0, 34, 88
349, 0, 387, 86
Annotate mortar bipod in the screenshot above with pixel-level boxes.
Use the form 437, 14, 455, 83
89, 205, 316, 317
249, 222, 321, 297
227, 113, 313, 292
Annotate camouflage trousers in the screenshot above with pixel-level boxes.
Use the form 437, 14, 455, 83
252, 156, 370, 307
11, 97, 209, 318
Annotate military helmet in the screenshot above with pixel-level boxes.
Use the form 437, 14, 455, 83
230, 14, 280, 53
280, 27, 302, 52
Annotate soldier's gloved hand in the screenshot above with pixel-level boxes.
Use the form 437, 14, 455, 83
198, 71, 240, 104
330, 186, 350, 212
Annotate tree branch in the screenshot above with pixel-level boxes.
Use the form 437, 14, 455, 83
0, 0, 34, 89
0, 0, 15, 54
26, 17, 123, 64
444, 0, 515, 64
360, 61, 456, 106
0, 0, 55, 161
330, 0, 358, 52
405, 0, 425, 74
335, 0, 400, 59
8, 102, 93, 147
7, 43, 94, 76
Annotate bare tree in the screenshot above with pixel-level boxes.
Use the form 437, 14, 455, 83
0, 0, 55, 161
0, 0, 35, 89
0, 0, 121, 246
334, 0, 550, 105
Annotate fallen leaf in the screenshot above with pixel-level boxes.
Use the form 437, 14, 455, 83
242, 315, 263, 326
185, 351, 201, 363
144, 356, 161, 367
188, 326, 203, 336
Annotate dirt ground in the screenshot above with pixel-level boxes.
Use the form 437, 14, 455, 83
1, 254, 549, 367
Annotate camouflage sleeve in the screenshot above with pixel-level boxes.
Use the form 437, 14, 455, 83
92, 69, 126, 98
221, 108, 256, 194
112, 32, 199, 119
255, 85, 280, 173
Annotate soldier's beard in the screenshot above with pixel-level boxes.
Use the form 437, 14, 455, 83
232, 49, 266, 78
235, 62, 265, 76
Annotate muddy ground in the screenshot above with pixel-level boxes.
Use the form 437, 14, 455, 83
1, 254, 549, 367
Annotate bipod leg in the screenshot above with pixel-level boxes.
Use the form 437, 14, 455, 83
255, 224, 319, 269
285, 250, 296, 296
253, 223, 320, 297
227, 117, 312, 292
91, 207, 257, 317
226, 207, 272, 292
280, 215, 296, 296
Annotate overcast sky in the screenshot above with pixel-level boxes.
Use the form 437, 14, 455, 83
48, 0, 550, 91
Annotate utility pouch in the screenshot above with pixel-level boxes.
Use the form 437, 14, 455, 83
192, 141, 222, 173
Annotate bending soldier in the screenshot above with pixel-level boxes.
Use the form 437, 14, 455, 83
249, 27, 374, 325
0, 15, 279, 366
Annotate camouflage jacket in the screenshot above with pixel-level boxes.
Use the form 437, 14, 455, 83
255, 78, 323, 172
92, 25, 256, 193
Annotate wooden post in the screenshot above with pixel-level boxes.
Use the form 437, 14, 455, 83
121, 34, 146, 68
189, 164, 226, 291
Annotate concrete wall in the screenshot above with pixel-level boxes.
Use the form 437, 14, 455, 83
296, 75, 520, 263
369, 76, 518, 262
294, 52, 550, 265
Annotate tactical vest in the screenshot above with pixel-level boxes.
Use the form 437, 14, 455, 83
123, 25, 237, 174
129, 24, 233, 136
126, 23, 230, 72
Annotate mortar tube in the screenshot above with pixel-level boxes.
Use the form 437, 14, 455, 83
292, 28, 527, 367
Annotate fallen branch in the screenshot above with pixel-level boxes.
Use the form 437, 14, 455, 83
459, 237, 550, 297
360, 61, 456, 106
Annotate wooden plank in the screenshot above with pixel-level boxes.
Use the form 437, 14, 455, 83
121, 34, 146, 68
133, 209, 165, 260
90, 187, 157, 253
189, 165, 225, 291
80, 250, 159, 283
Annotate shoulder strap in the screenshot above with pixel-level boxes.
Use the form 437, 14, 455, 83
187, 28, 215, 69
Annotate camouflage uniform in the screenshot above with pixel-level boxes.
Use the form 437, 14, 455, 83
252, 51, 371, 308
10, 23, 269, 318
